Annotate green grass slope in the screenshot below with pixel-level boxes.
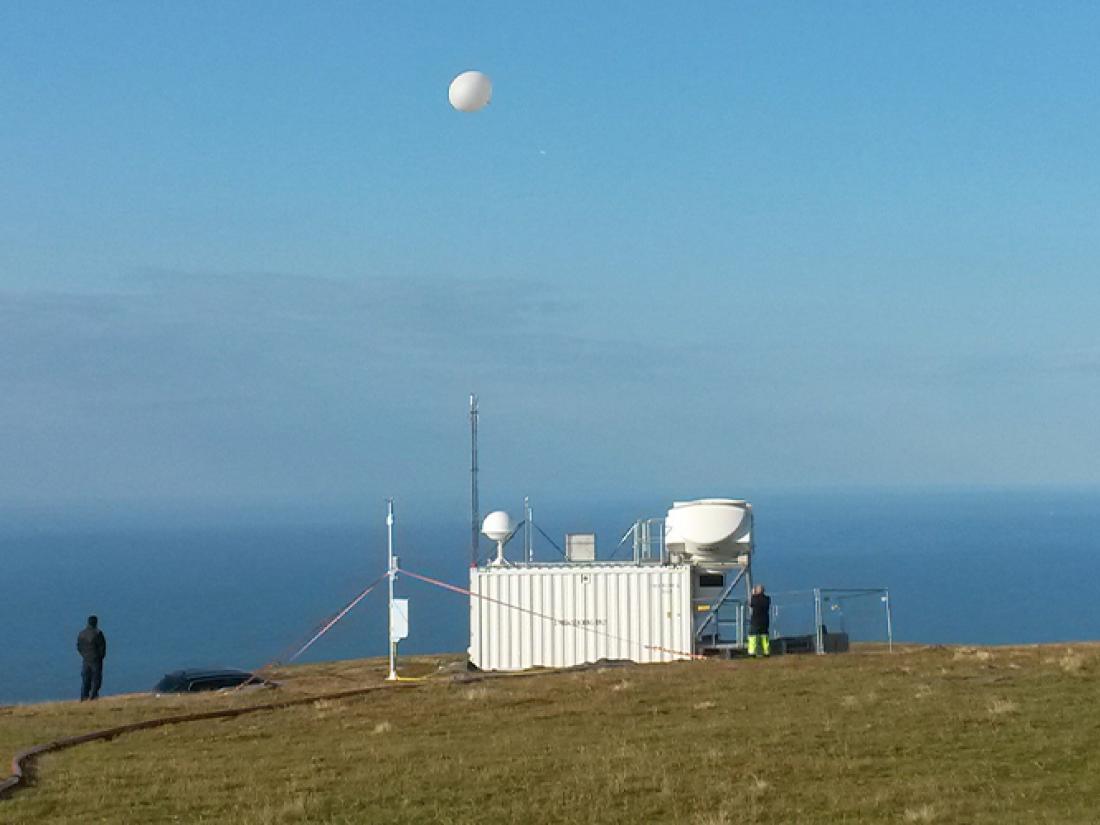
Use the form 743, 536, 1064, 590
2, 645, 1099, 824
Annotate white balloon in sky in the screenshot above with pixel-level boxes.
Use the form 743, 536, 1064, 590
448, 71, 493, 112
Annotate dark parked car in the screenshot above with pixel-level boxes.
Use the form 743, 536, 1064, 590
152, 668, 276, 694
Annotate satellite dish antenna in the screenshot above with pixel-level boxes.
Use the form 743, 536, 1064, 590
482, 510, 515, 566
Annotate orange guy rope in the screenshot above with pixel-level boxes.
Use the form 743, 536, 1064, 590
287, 571, 390, 664
236, 570, 391, 691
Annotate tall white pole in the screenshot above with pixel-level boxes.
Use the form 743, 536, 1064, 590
387, 498, 397, 681
884, 590, 894, 654
814, 588, 824, 655
470, 394, 479, 568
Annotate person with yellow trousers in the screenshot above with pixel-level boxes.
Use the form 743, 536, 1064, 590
747, 584, 771, 657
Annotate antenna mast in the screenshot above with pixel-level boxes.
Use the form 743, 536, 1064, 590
470, 393, 480, 567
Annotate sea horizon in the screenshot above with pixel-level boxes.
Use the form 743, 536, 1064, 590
4, 484, 1099, 705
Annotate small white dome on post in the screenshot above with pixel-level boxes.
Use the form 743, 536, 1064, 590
482, 510, 514, 565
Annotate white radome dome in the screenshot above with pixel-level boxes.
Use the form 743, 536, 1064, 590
481, 510, 514, 543
665, 499, 753, 563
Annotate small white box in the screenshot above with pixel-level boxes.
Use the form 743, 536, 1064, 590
564, 533, 596, 562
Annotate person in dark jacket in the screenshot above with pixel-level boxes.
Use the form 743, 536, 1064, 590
747, 585, 771, 657
76, 615, 107, 700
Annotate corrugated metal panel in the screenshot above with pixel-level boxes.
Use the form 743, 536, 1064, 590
469, 565, 693, 671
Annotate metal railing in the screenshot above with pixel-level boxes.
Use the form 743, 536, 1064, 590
768, 588, 893, 654
614, 518, 667, 564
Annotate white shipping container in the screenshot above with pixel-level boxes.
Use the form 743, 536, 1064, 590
469, 564, 693, 671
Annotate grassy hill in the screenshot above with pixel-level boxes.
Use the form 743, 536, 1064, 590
2, 644, 1099, 824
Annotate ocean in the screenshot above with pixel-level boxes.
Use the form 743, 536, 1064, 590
3, 488, 1098, 705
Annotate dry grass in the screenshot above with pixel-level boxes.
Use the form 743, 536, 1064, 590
1058, 648, 1086, 674
987, 697, 1019, 716
953, 646, 994, 663
3, 645, 1100, 824
903, 803, 937, 822
692, 812, 733, 825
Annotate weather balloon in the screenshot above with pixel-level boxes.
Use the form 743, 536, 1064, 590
448, 71, 492, 112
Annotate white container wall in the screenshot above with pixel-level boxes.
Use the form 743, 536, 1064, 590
469, 564, 693, 671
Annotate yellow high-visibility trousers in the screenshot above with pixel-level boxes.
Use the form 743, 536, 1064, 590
747, 634, 771, 657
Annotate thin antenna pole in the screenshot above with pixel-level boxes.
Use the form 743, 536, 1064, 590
470, 394, 479, 568
813, 588, 824, 655
386, 498, 397, 680
884, 589, 894, 653
524, 496, 532, 563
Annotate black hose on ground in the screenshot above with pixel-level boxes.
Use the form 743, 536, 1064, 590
0, 682, 419, 801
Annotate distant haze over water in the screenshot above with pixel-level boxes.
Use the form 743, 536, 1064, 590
3, 487, 1098, 704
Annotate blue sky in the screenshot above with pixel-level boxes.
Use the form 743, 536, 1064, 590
1, 2, 1098, 518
